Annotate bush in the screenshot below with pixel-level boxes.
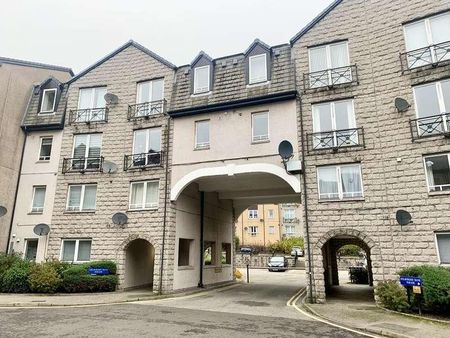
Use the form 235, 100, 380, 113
28, 264, 62, 293
337, 244, 361, 257
399, 265, 450, 314
62, 275, 118, 293
62, 260, 117, 277
268, 237, 304, 255
0, 253, 22, 287
1, 260, 33, 293
44, 259, 72, 277
375, 280, 409, 312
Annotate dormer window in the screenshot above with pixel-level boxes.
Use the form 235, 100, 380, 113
40, 88, 57, 113
194, 66, 210, 94
249, 54, 267, 84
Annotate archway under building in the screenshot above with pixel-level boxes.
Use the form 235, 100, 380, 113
319, 229, 375, 302
124, 238, 155, 290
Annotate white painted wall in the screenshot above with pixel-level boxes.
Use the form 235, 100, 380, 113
173, 183, 234, 290
9, 130, 62, 261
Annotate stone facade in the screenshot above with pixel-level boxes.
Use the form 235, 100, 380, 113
47, 43, 177, 291
291, 0, 450, 302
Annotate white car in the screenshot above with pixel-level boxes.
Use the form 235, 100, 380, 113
291, 247, 304, 257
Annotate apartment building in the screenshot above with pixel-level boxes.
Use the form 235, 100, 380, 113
280, 203, 303, 238
291, 0, 450, 302
0, 57, 72, 252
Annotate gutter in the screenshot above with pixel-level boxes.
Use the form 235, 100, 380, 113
159, 117, 172, 295
168, 91, 297, 118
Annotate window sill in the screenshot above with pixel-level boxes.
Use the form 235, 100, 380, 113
194, 146, 210, 151
251, 139, 270, 145
127, 208, 158, 212
28, 212, 43, 215
38, 112, 56, 115
64, 210, 96, 214
36, 160, 51, 163
203, 265, 217, 269
191, 91, 212, 97
428, 190, 450, 197
177, 266, 195, 271
246, 81, 270, 88
318, 198, 365, 203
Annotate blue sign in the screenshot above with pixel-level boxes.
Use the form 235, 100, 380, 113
88, 267, 110, 276
400, 276, 422, 287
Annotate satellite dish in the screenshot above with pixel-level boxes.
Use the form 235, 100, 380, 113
33, 223, 50, 236
112, 212, 128, 225
104, 93, 118, 105
102, 160, 118, 174
396, 210, 412, 226
395, 98, 410, 112
0, 206, 7, 217
278, 140, 294, 160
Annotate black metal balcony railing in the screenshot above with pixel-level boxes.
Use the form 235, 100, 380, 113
128, 100, 166, 120
400, 41, 450, 71
307, 127, 365, 152
283, 217, 299, 223
62, 157, 104, 174
69, 108, 108, 124
410, 113, 450, 141
124, 152, 163, 171
303, 65, 358, 91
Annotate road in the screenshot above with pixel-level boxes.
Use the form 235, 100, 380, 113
0, 269, 364, 337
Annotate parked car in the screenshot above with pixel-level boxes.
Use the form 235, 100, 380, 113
240, 247, 253, 254
267, 256, 288, 272
291, 247, 304, 257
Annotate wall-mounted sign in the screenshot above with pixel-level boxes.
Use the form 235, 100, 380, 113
412, 286, 422, 294
400, 276, 422, 287
88, 267, 110, 276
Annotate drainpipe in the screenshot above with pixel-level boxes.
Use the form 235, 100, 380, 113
158, 118, 171, 295
298, 96, 314, 304
198, 191, 205, 288
6, 127, 27, 254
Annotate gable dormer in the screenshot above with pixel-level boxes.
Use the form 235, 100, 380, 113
244, 39, 271, 85
36, 77, 63, 114
190, 51, 214, 95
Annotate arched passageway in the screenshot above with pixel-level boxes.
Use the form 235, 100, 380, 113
124, 239, 155, 289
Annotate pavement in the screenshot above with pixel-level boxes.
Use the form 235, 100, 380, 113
302, 271, 450, 338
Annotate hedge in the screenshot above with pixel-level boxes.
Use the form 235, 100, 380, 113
375, 280, 409, 312
398, 265, 450, 314
1, 260, 32, 293
62, 274, 118, 293
29, 264, 61, 293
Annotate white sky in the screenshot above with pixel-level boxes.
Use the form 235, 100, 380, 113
1, 0, 334, 73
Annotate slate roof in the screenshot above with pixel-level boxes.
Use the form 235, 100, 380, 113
21, 77, 68, 131
0, 56, 73, 76
169, 43, 296, 116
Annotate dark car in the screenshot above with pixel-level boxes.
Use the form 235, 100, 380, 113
267, 256, 288, 272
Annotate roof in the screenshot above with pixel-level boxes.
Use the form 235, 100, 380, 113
0, 56, 73, 76
290, 0, 343, 45
67, 40, 177, 85
190, 51, 213, 66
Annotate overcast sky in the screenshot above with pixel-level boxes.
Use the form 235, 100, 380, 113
1, 0, 333, 73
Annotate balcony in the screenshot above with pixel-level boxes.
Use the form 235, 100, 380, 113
283, 217, 299, 223
303, 65, 358, 91
124, 152, 163, 171
128, 100, 166, 120
62, 157, 103, 174
69, 108, 108, 124
410, 113, 450, 141
307, 128, 365, 152
400, 41, 450, 71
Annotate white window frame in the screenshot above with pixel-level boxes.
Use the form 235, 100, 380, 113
308, 41, 350, 72
285, 225, 295, 236
195, 120, 210, 149
317, 164, 364, 200
413, 80, 449, 119
283, 208, 295, 220
136, 78, 165, 104
77, 87, 107, 110
31, 185, 46, 213
72, 134, 102, 169
249, 226, 258, 236
133, 128, 162, 154
60, 239, 92, 263
38, 137, 53, 161
435, 232, 450, 265
249, 54, 268, 84
40, 88, 57, 113
268, 226, 275, 235
267, 209, 274, 219
66, 184, 97, 212
23, 238, 39, 260
248, 209, 258, 219
312, 100, 356, 133
128, 180, 160, 210
193, 65, 210, 94
423, 153, 450, 192
251, 111, 269, 143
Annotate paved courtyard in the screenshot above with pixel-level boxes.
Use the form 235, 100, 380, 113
0, 269, 364, 337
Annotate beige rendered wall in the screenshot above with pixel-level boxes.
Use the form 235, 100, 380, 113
0, 63, 70, 252
9, 130, 62, 261
235, 204, 282, 247
173, 183, 233, 290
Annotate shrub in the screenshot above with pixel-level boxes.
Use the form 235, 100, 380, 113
44, 260, 71, 277
375, 280, 410, 312
62, 260, 117, 278
0, 253, 22, 287
62, 274, 118, 293
1, 260, 33, 293
268, 237, 304, 255
337, 244, 361, 257
399, 265, 450, 314
28, 264, 62, 293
